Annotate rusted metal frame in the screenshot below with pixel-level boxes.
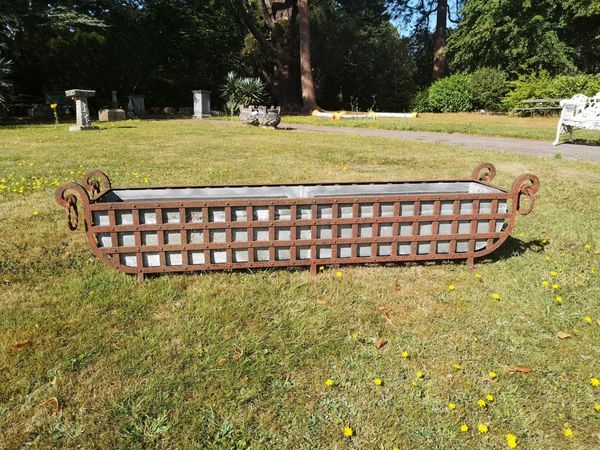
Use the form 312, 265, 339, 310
113, 249, 515, 275
87, 211, 512, 233
97, 230, 509, 252
57, 164, 539, 277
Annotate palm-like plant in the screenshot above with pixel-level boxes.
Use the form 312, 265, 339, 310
220, 71, 269, 115
0, 58, 13, 107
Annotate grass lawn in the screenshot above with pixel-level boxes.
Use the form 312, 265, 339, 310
281, 112, 600, 144
1, 119, 599, 449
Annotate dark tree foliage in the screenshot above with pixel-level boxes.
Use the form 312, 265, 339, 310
1, 1, 245, 107
233, 0, 415, 111
446, 0, 600, 76
311, 0, 416, 111
388, 1, 463, 80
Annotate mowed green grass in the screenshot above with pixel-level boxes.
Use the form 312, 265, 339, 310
282, 112, 600, 144
0, 119, 599, 449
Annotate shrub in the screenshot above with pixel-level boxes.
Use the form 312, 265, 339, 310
220, 71, 269, 115
503, 72, 600, 109
426, 74, 473, 112
412, 89, 430, 112
469, 68, 509, 111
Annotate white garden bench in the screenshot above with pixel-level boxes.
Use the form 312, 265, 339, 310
553, 93, 600, 145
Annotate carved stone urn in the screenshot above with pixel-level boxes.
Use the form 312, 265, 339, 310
258, 106, 281, 129
239, 106, 258, 125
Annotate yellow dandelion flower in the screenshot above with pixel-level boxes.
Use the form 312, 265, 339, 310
401, 351, 409, 358
506, 433, 518, 448
474, 273, 482, 279
32, 210, 39, 217
591, 267, 596, 273
448, 403, 456, 410
593, 404, 600, 412
325, 378, 334, 387
448, 284, 456, 292
489, 371, 497, 380
563, 427, 573, 438
545, 256, 550, 262
555, 296, 563, 304
541, 239, 548, 244
374, 378, 383, 386
416, 371, 424, 378
552, 283, 559, 290
452, 363, 462, 370
542, 280, 550, 287
550, 270, 558, 276
591, 377, 600, 387
477, 399, 487, 408
336, 271, 342, 279
460, 424, 469, 432
584, 243, 592, 250
319, 265, 324, 271
491, 293, 501, 301
343, 426, 353, 437
478, 424, 488, 433
485, 394, 494, 402
584, 316, 593, 324
351, 332, 359, 341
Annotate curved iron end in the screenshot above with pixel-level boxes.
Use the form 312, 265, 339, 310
81, 170, 111, 200
471, 163, 497, 183
55, 182, 90, 231
511, 173, 540, 216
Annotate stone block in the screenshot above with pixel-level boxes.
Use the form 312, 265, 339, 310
98, 108, 126, 122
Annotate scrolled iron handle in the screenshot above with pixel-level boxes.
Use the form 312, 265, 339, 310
511, 173, 540, 216
471, 163, 496, 183
81, 170, 111, 200
55, 182, 90, 231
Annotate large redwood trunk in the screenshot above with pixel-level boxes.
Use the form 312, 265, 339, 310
432, 0, 448, 80
298, 0, 317, 113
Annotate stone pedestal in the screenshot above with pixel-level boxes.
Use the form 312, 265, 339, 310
99, 108, 126, 122
65, 89, 99, 131
127, 95, 145, 118
192, 90, 211, 118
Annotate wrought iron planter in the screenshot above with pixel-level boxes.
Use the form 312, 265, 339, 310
56, 163, 538, 279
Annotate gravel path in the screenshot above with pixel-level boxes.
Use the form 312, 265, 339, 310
282, 123, 600, 163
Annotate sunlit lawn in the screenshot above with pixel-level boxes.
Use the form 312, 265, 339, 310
282, 112, 600, 144
0, 119, 599, 448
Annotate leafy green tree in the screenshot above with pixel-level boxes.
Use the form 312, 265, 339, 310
446, 0, 600, 76
388, 1, 463, 80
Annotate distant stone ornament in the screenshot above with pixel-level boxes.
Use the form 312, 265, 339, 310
65, 89, 99, 131
239, 105, 259, 125
127, 94, 146, 118
258, 106, 281, 129
98, 108, 126, 122
192, 90, 211, 118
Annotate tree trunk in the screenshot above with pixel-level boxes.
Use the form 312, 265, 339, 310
298, 0, 317, 113
432, 0, 448, 80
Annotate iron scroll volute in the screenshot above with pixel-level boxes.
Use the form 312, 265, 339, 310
81, 170, 111, 201
511, 173, 540, 216
471, 163, 496, 183
55, 182, 91, 231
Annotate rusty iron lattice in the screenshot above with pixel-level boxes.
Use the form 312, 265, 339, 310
55, 163, 539, 280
